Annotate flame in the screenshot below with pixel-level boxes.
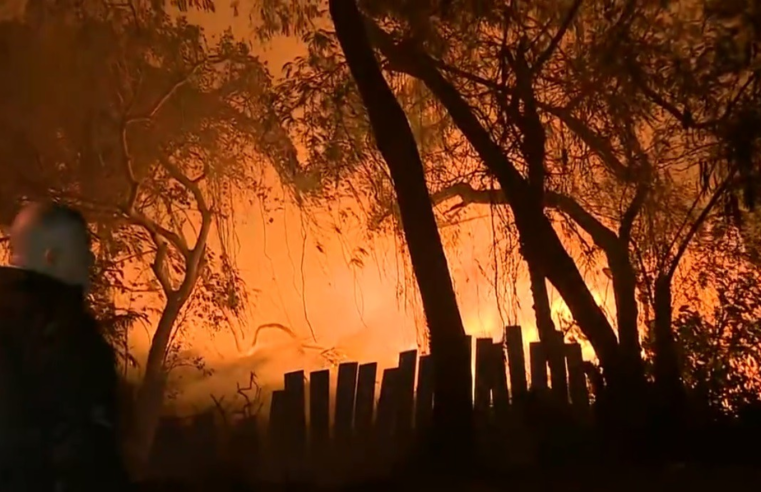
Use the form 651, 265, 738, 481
116, 9, 624, 412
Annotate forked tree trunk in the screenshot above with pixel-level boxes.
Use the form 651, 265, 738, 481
126, 228, 208, 476
125, 298, 183, 477
363, 27, 636, 392
329, 0, 473, 465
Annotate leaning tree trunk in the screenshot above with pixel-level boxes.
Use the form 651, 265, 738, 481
329, 0, 473, 465
362, 28, 630, 390
527, 261, 563, 374
126, 297, 183, 477
126, 231, 208, 477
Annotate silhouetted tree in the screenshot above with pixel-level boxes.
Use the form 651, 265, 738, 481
0, 0, 305, 474
229, 0, 644, 396
670, 224, 761, 413
600, 0, 761, 410
174, 0, 759, 422
328, 0, 473, 463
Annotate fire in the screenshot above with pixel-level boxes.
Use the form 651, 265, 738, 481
549, 289, 612, 361
113, 9, 626, 413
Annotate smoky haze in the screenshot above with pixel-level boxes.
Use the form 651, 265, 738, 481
66, 1, 609, 415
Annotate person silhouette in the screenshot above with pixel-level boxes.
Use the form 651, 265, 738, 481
0, 201, 129, 491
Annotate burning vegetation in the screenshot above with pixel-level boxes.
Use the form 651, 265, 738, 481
1, 0, 761, 488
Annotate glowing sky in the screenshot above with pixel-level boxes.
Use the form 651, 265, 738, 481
107, 2, 613, 410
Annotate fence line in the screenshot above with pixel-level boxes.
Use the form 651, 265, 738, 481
260, 325, 591, 478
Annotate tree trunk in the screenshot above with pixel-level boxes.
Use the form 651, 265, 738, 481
608, 245, 644, 386
329, 0, 473, 466
125, 297, 182, 477
648, 274, 687, 457
652, 275, 684, 408
527, 260, 562, 374
364, 32, 631, 388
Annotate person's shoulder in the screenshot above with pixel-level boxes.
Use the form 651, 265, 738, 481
64, 313, 119, 381
78, 313, 115, 354
0, 267, 50, 336
0, 266, 37, 302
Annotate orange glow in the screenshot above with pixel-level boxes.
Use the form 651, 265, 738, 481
115, 5, 627, 414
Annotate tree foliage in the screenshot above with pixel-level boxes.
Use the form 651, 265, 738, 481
672, 226, 761, 412
220, 0, 761, 396
0, 0, 312, 470
30, 0, 757, 416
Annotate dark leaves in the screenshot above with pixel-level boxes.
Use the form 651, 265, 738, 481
674, 228, 761, 413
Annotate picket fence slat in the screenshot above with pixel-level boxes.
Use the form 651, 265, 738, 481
335, 362, 359, 446
355, 362, 377, 437
308, 369, 330, 455
415, 355, 434, 429
505, 326, 528, 402
396, 350, 417, 438
546, 332, 569, 404
260, 325, 592, 470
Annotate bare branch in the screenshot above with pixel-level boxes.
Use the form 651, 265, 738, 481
539, 103, 632, 180
124, 58, 217, 126
430, 182, 505, 206
117, 55, 218, 234
126, 208, 191, 258
150, 237, 173, 295
666, 173, 735, 280
619, 183, 649, 241
532, 0, 584, 75
158, 155, 210, 216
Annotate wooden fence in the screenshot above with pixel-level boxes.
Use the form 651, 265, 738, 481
262, 325, 592, 479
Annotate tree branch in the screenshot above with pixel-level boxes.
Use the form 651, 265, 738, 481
429, 182, 622, 254
539, 103, 632, 180
666, 173, 735, 280
545, 191, 620, 249
158, 155, 210, 216
150, 237, 173, 295
153, 153, 212, 297
126, 208, 191, 258
124, 58, 215, 125
532, 0, 584, 75
118, 55, 221, 211
430, 182, 506, 207
619, 182, 649, 241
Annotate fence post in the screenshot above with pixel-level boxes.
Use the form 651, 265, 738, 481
267, 390, 287, 479
565, 343, 590, 412
284, 371, 306, 473
335, 362, 359, 450
529, 342, 548, 392
396, 350, 417, 440
474, 338, 494, 422
415, 355, 434, 430
491, 341, 510, 421
546, 332, 569, 404
376, 367, 399, 463
308, 369, 330, 460
505, 326, 528, 404
354, 362, 378, 438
